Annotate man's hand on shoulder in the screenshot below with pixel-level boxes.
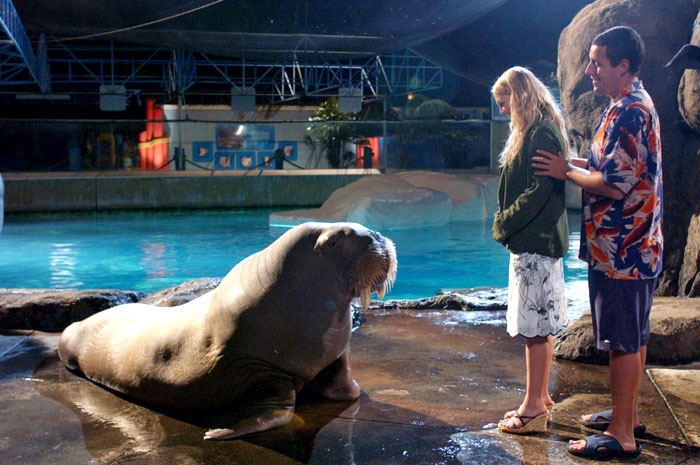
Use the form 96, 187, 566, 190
532, 150, 571, 180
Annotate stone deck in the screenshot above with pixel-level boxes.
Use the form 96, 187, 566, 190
1, 307, 698, 464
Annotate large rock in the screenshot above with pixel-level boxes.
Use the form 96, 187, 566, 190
139, 277, 222, 306
554, 297, 700, 365
678, 10, 700, 131
557, 0, 700, 296
269, 171, 498, 230
382, 287, 508, 311
0, 288, 146, 331
679, 214, 700, 296
676, 10, 700, 297
393, 171, 499, 222
269, 173, 450, 229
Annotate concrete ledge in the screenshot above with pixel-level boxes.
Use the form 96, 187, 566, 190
3, 169, 381, 212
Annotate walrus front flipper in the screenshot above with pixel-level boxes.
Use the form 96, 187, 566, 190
203, 379, 297, 440
309, 349, 361, 401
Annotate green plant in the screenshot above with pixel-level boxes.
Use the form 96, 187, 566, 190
307, 99, 366, 168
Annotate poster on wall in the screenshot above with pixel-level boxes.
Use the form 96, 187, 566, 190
193, 141, 213, 162
249, 125, 275, 150
236, 151, 255, 170
210, 124, 286, 170
215, 152, 235, 170
257, 151, 275, 170
277, 141, 297, 161
216, 124, 247, 149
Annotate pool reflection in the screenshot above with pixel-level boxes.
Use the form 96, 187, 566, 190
49, 242, 82, 288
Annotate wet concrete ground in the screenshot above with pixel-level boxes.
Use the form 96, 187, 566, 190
1, 308, 698, 464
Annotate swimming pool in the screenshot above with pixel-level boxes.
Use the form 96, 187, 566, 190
0, 209, 588, 312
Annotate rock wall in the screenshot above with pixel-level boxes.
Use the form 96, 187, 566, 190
678, 10, 700, 132
555, 297, 700, 365
558, 0, 700, 295
677, 10, 700, 296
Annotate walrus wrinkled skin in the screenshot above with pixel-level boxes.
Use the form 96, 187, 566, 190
58, 222, 397, 440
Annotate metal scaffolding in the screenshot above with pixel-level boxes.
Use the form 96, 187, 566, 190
0, 0, 47, 93
0, 30, 443, 107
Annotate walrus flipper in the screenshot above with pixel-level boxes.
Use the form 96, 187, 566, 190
309, 349, 361, 401
203, 378, 297, 440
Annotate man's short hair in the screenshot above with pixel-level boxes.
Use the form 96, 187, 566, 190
592, 26, 645, 76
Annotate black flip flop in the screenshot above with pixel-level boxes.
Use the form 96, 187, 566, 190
579, 409, 646, 438
567, 433, 642, 461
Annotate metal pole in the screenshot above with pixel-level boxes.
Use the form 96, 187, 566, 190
177, 93, 184, 170
382, 96, 388, 167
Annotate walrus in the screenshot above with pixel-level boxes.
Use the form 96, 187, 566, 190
58, 221, 397, 440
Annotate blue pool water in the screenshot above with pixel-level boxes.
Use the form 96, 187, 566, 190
0, 209, 588, 310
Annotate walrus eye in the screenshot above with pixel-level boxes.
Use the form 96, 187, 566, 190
327, 238, 337, 249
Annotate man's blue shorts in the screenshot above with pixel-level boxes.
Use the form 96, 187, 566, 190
588, 268, 657, 353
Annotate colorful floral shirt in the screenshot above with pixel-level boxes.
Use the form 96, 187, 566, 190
580, 80, 663, 279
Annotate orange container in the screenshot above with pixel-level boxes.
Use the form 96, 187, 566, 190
138, 130, 148, 170
145, 98, 155, 140
153, 107, 164, 138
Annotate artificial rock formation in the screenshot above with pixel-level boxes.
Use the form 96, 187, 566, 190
554, 297, 700, 365
558, 0, 700, 295
139, 277, 222, 307
0, 289, 146, 331
269, 171, 498, 230
678, 9, 700, 131
676, 9, 700, 297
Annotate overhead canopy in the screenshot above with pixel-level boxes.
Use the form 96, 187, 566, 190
6, 0, 594, 107
15, 0, 508, 61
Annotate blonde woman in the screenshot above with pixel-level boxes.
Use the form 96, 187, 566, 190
491, 66, 569, 434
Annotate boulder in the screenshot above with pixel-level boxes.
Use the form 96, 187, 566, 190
557, 0, 700, 296
0, 288, 146, 332
680, 213, 700, 296
395, 171, 500, 221
554, 297, 700, 365
139, 277, 222, 306
678, 10, 700, 131
269, 173, 451, 229
269, 171, 499, 230
382, 287, 508, 311
675, 10, 700, 297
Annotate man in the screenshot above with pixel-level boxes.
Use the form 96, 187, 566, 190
532, 26, 662, 461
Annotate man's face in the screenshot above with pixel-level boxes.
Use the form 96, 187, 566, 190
585, 44, 627, 98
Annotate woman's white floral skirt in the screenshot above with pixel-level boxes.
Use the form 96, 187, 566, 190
507, 252, 568, 338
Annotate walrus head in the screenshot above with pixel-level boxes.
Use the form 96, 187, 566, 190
312, 222, 397, 309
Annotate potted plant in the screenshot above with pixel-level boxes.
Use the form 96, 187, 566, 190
307, 99, 366, 168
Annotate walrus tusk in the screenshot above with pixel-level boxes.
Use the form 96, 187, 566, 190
376, 282, 387, 299
360, 287, 371, 309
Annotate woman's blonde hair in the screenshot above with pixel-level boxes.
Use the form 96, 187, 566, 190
492, 66, 570, 166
